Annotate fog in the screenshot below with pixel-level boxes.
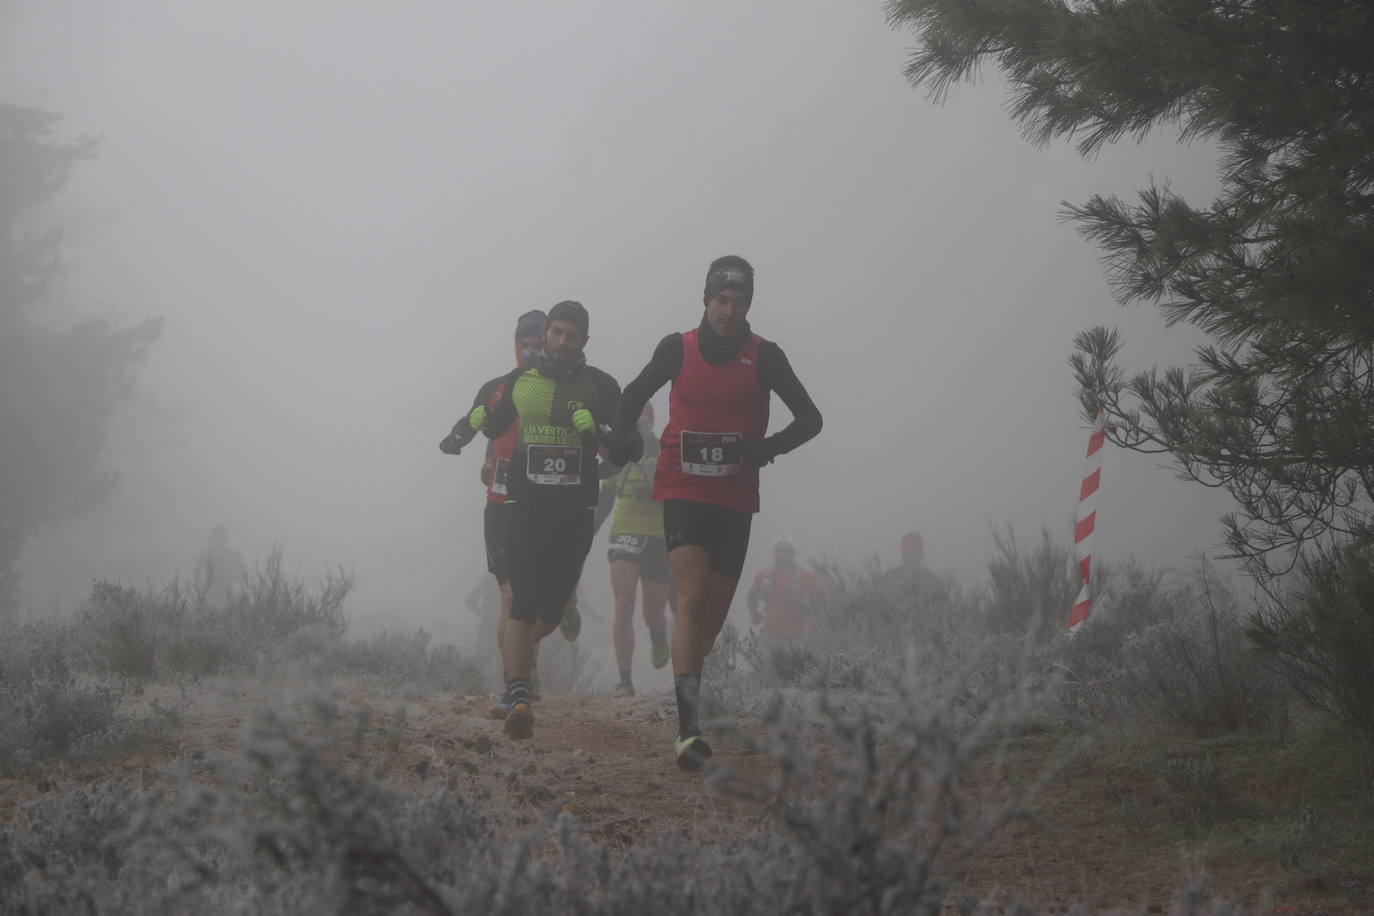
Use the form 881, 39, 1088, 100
3, 1, 1232, 637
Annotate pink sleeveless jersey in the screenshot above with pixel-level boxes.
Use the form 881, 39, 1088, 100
653, 329, 770, 513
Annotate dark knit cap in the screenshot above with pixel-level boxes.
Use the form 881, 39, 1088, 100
514, 309, 546, 340
703, 255, 754, 304
547, 300, 589, 334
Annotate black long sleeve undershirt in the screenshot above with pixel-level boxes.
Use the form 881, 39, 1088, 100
480, 367, 524, 441
447, 374, 505, 450
614, 322, 823, 457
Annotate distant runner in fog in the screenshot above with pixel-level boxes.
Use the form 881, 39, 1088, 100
605, 402, 671, 697
192, 525, 247, 607
610, 255, 823, 770
441, 308, 546, 715
880, 532, 942, 607
746, 535, 817, 661
477, 301, 634, 740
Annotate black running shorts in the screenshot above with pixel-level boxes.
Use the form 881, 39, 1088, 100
662, 499, 753, 580
483, 501, 513, 584
508, 501, 595, 627
607, 534, 670, 583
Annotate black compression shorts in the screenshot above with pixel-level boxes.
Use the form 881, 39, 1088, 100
607, 533, 670, 583
662, 499, 753, 580
483, 501, 513, 584
508, 501, 594, 627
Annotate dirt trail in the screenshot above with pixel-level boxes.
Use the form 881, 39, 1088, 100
0, 679, 776, 855
410, 690, 776, 848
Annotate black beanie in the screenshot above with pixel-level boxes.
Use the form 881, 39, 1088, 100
514, 309, 546, 340
547, 300, 590, 334
703, 255, 754, 304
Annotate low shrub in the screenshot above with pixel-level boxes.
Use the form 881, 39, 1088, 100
0, 619, 173, 776
77, 551, 484, 691
984, 525, 1081, 641
312, 628, 489, 697
713, 672, 1071, 916
1249, 542, 1374, 745
1113, 566, 1283, 735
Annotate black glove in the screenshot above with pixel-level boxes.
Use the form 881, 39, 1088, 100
439, 433, 463, 455
738, 437, 777, 468
606, 429, 645, 466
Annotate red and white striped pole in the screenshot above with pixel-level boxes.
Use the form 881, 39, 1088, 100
1068, 408, 1106, 631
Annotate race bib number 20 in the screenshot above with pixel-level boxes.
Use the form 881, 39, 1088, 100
681, 431, 742, 477
526, 445, 582, 486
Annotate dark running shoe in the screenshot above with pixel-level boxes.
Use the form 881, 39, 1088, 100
504, 701, 534, 740
650, 632, 670, 669
674, 733, 712, 770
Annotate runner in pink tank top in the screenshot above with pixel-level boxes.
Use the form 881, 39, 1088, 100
608, 255, 823, 769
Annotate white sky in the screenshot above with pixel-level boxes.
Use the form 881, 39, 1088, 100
3, 1, 1233, 635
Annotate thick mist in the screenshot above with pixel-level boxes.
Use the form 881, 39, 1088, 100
2, 1, 1231, 639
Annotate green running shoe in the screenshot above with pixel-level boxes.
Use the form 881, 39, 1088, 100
674, 733, 712, 770
559, 602, 582, 642
650, 632, 670, 669
487, 696, 509, 719
504, 701, 534, 739
613, 682, 635, 698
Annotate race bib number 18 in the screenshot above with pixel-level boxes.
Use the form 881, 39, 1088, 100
681, 431, 742, 477
526, 445, 582, 486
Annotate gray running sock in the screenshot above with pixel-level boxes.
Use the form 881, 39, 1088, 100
507, 678, 530, 705
674, 673, 702, 738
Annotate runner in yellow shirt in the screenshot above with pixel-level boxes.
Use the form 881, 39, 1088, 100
606, 403, 671, 696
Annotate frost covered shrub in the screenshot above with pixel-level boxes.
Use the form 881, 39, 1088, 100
0, 780, 138, 911
700, 543, 1070, 731
75, 559, 490, 702
984, 525, 1080, 642
0, 620, 118, 773
81, 581, 160, 679
124, 700, 505, 914
226, 548, 351, 642
81, 579, 246, 680
733, 539, 1285, 741
1035, 559, 1289, 736
1056, 560, 1173, 681
781, 560, 1054, 714
310, 628, 488, 697
1114, 570, 1283, 735
713, 662, 1071, 916
0, 619, 174, 775
78, 550, 351, 682
788, 560, 951, 678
